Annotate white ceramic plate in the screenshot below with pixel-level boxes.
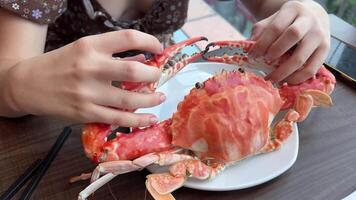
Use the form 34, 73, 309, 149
137, 62, 299, 191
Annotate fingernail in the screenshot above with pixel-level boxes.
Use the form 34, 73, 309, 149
150, 115, 158, 124
159, 93, 166, 102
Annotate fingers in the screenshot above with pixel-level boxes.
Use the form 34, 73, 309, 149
248, 0, 330, 85
285, 45, 329, 84
266, 34, 320, 83
94, 86, 166, 110
266, 16, 312, 60
250, 13, 274, 41
96, 60, 161, 82
249, 9, 298, 58
95, 29, 163, 54
88, 104, 159, 127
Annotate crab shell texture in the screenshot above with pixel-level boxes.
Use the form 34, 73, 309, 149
171, 70, 284, 163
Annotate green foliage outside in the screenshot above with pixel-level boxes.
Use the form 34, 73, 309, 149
323, 0, 356, 26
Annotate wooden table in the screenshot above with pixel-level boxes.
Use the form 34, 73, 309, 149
1, 74, 356, 200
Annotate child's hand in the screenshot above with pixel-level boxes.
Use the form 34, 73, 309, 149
5, 30, 165, 127
249, 0, 330, 84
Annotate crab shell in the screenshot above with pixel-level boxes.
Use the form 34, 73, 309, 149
171, 70, 284, 162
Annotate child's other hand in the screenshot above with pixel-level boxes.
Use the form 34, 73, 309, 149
5, 30, 165, 127
249, 0, 330, 84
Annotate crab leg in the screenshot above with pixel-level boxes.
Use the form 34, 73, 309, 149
78, 152, 195, 200
78, 173, 117, 200
146, 160, 225, 200
91, 152, 193, 182
261, 89, 333, 152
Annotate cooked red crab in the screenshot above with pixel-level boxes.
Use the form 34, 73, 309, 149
76, 40, 336, 200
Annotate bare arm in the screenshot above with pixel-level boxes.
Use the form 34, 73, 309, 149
0, 8, 47, 116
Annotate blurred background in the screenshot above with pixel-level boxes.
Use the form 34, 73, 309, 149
203, 0, 356, 37
202, 0, 356, 80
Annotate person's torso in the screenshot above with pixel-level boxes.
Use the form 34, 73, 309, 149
45, 0, 189, 52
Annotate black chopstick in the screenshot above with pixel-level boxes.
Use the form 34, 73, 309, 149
19, 127, 72, 200
0, 159, 42, 200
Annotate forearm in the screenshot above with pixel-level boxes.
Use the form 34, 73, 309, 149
0, 60, 24, 117
0, 8, 47, 117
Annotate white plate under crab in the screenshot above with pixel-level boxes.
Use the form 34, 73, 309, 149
136, 62, 299, 191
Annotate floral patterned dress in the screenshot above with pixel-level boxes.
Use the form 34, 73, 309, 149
0, 0, 189, 53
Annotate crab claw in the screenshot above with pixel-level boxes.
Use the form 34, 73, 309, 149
82, 123, 112, 163
204, 40, 317, 76
121, 36, 208, 92
82, 120, 173, 163
204, 40, 255, 52
294, 89, 333, 122
203, 40, 276, 73
203, 40, 255, 64
154, 36, 208, 68
156, 36, 208, 87
279, 67, 336, 109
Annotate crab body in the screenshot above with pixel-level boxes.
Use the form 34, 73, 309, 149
171, 71, 283, 162
76, 39, 336, 200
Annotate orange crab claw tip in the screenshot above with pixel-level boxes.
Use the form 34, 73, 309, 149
146, 179, 176, 200
146, 173, 185, 195
303, 89, 333, 107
